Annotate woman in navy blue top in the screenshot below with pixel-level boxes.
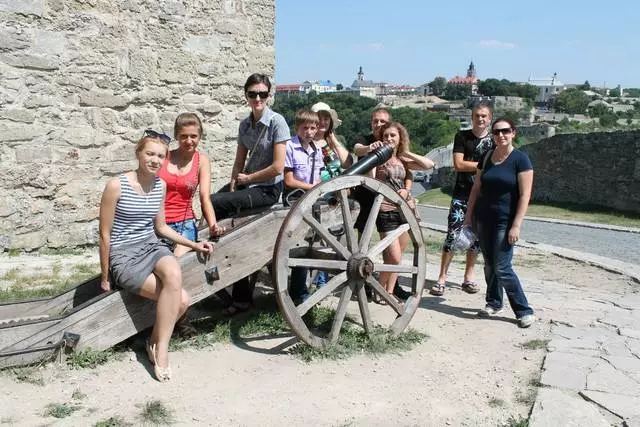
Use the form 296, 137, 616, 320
465, 117, 535, 328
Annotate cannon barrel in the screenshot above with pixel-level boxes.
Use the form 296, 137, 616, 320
341, 144, 393, 177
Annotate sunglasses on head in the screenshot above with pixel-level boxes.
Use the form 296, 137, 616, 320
246, 90, 269, 100
492, 128, 512, 136
143, 129, 171, 144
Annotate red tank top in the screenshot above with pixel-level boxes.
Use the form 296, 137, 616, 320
157, 151, 200, 223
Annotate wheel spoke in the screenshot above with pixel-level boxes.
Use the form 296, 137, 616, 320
287, 258, 348, 271
328, 280, 355, 344
338, 189, 358, 253
296, 272, 347, 316
359, 194, 384, 252
367, 223, 410, 258
356, 282, 373, 334
302, 212, 351, 260
366, 276, 404, 315
373, 263, 416, 274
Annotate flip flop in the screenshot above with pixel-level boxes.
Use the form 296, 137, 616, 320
429, 282, 446, 296
461, 281, 480, 294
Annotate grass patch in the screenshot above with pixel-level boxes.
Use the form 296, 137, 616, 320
9, 367, 45, 386
139, 400, 173, 425
0, 262, 100, 303
67, 347, 122, 370
505, 415, 529, 427
71, 389, 87, 400
94, 415, 133, 427
290, 308, 427, 362
417, 188, 640, 228
520, 339, 550, 350
39, 247, 87, 256
5, 248, 21, 257
43, 402, 81, 419
515, 389, 536, 406
489, 397, 506, 407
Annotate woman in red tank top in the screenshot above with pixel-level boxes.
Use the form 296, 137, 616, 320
157, 113, 223, 257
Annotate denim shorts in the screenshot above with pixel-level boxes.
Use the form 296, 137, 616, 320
167, 218, 198, 241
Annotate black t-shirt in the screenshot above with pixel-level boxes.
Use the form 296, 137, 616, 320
452, 129, 494, 200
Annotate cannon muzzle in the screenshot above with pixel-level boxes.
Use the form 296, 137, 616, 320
342, 144, 393, 177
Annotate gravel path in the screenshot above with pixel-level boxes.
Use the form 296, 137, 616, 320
417, 205, 640, 264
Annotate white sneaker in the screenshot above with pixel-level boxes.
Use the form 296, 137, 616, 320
477, 305, 504, 317
518, 314, 535, 328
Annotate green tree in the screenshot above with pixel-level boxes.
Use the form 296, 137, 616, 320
336, 83, 344, 91
478, 78, 510, 96
578, 80, 591, 90
428, 77, 447, 96
443, 84, 471, 100
554, 88, 590, 114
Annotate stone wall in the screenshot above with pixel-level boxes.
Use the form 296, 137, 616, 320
433, 131, 640, 214
521, 131, 640, 213
0, 0, 275, 250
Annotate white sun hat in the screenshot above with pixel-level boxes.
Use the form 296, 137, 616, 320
311, 102, 342, 129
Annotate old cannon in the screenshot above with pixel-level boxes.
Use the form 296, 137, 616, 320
0, 145, 426, 367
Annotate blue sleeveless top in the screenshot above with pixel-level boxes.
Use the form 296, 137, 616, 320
110, 175, 164, 247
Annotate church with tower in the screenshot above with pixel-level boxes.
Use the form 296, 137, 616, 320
448, 61, 479, 94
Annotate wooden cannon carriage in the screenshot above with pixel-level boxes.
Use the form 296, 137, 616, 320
0, 146, 427, 368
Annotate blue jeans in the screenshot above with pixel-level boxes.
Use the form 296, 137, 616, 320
168, 219, 198, 241
290, 267, 310, 302
477, 218, 534, 318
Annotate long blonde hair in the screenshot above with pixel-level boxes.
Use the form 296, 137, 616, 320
379, 121, 410, 156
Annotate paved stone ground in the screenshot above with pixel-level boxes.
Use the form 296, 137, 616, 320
417, 205, 640, 265
420, 218, 640, 426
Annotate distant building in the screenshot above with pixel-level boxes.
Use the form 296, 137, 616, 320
350, 66, 385, 99
301, 80, 337, 93
275, 84, 303, 96
448, 61, 479, 95
527, 73, 566, 104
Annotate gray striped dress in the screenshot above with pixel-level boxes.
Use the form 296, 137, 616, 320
109, 174, 174, 294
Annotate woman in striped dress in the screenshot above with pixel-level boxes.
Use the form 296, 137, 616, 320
99, 130, 213, 382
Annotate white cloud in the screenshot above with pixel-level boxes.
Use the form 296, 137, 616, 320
352, 42, 384, 52
477, 39, 517, 50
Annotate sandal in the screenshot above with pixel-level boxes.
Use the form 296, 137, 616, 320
429, 282, 446, 296
461, 281, 480, 294
147, 341, 171, 382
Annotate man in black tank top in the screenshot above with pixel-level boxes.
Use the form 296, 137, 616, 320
430, 104, 494, 297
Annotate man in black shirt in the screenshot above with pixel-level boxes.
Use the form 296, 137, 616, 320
430, 104, 494, 296
352, 107, 413, 300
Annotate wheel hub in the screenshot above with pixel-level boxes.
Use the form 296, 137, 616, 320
347, 254, 374, 280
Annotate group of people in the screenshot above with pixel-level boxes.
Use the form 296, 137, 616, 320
98, 73, 535, 382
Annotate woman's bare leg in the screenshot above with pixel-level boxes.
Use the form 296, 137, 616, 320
138, 255, 185, 368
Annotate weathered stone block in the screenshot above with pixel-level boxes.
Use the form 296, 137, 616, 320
0, 123, 47, 142
23, 95, 56, 108
580, 390, 640, 420
79, 90, 130, 108
0, 28, 31, 50
15, 145, 54, 163
12, 231, 47, 250
529, 388, 610, 427
0, 109, 35, 123
33, 30, 66, 55
0, 0, 45, 16
0, 53, 60, 70
586, 362, 640, 396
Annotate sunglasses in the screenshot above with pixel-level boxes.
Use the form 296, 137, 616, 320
143, 129, 171, 144
246, 90, 269, 100
492, 128, 512, 136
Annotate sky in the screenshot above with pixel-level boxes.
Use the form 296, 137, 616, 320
275, 0, 640, 88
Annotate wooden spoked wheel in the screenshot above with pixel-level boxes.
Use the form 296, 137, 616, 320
273, 175, 427, 348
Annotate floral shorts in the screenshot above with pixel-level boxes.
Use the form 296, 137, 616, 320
443, 199, 480, 253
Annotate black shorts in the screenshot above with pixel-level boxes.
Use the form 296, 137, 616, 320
376, 210, 406, 233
